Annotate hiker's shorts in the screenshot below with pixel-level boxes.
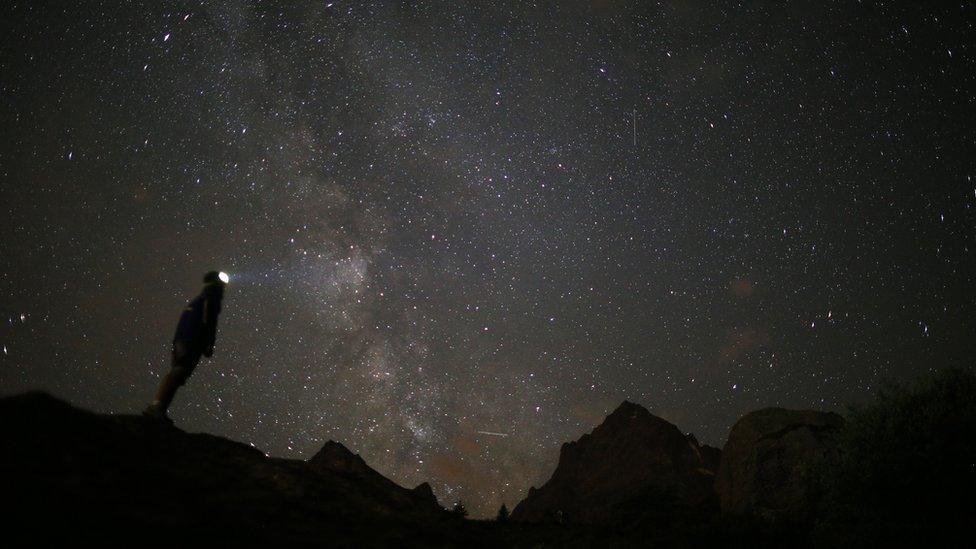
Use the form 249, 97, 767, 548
170, 340, 204, 384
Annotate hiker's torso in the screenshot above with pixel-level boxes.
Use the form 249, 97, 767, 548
173, 290, 221, 343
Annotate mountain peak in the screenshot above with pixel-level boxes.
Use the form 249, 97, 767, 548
309, 439, 370, 475
614, 399, 643, 411
592, 400, 674, 438
512, 400, 719, 524
609, 399, 655, 418
607, 400, 648, 419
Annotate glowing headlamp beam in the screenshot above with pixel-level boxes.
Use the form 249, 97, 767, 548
218, 271, 230, 283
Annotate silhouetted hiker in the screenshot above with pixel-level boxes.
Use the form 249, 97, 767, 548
143, 270, 228, 422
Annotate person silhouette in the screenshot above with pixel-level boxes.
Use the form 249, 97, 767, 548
143, 270, 228, 422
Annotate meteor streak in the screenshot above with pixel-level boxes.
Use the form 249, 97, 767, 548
476, 431, 509, 437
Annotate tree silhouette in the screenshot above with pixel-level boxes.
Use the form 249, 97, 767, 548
813, 368, 976, 546
451, 500, 468, 518
496, 503, 509, 522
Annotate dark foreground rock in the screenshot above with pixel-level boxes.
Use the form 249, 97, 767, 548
511, 401, 720, 530
8, 380, 964, 548
0, 392, 457, 546
716, 407, 844, 522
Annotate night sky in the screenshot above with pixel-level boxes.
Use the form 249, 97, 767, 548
2, 1, 975, 517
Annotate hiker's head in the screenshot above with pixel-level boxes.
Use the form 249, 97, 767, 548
203, 271, 228, 294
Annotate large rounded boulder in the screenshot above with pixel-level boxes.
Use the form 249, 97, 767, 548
716, 408, 844, 521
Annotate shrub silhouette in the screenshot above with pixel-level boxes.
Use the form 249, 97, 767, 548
451, 500, 468, 518
496, 503, 509, 522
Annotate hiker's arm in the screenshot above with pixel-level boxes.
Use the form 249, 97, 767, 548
202, 298, 220, 357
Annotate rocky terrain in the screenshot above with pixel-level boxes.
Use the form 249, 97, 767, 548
0, 392, 846, 546
507, 401, 848, 545
0, 391, 613, 547
4, 371, 971, 547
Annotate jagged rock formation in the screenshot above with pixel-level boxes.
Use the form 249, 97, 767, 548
411, 482, 440, 504
716, 407, 845, 521
511, 401, 720, 526
307, 439, 443, 513
0, 392, 451, 545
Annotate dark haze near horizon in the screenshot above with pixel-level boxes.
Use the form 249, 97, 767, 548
2, 1, 974, 517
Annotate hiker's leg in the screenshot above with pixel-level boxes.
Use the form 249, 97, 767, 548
154, 366, 190, 411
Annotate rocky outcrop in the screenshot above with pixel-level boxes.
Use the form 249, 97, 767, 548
716, 407, 845, 521
411, 482, 439, 505
307, 439, 444, 514
309, 439, 377, 476
0, 392, 450, 545
511, 401, 720, 526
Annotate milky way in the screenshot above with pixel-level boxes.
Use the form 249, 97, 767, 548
2, 1, 975, 517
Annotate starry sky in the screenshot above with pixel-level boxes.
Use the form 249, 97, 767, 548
2, 1, 975, 517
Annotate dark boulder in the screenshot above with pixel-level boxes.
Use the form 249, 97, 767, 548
716, 407, 844, 522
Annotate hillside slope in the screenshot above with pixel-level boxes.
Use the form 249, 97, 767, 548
0, 392, 455, 545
